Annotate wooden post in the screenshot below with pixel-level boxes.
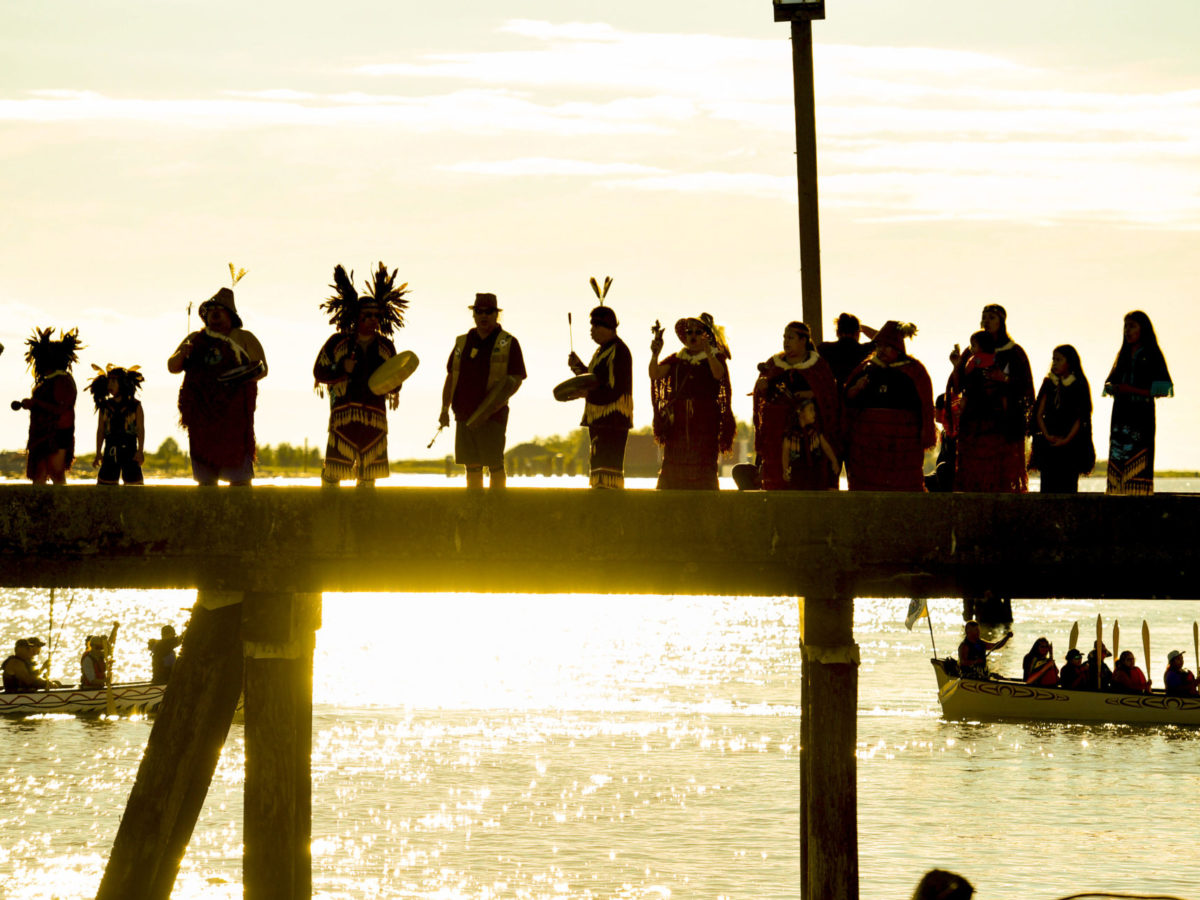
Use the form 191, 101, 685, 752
790, 17, 824, 343
97, 592, 245, 900
799, 591, 858, 900
242, 591, 322, 900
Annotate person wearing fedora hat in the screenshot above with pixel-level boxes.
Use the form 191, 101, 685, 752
567, 304, 633, 489
3, 638, 50, 693
649, 313, 735, 490
16, 327, 82, 484
1163, 649, 1198, 697
843, 321, 935, 491
168, 280, 268, 485
1057, 647, 1088, 689
314, 263, 410, 486
439, 293, 527, 489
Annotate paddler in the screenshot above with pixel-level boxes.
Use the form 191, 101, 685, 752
3, 638, 50, 693
957, 620, 1012, 679
439, 293, 526, 490
167, 268, 267, 486
566, 298, 633, 489
313, 263, 410, 487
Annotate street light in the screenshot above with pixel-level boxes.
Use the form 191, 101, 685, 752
773, 0, 825, 22
773, 0, 825, 341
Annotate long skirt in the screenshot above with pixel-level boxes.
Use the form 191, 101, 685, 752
588, 426, 628, 489
1107, 396, 1155, 496
657, 434, 719, 490
845, 408, 925, 492
956, 430, 1028, 493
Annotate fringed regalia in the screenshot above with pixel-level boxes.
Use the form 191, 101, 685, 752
1104, 346, 1173, 496
580, 337, 633, 489
844, 356, 935, 492
314, 333, 396, 482
97, 397, 144, 484
26, 372, 77, 478
177, 329, 258, 469
954, 340, 1033, 493
652, 351, 735, 490
752, 351, 839, 490
1028, 374, 1095, 493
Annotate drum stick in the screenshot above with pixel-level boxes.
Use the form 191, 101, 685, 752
568, 312, 574, 355
427, 425, 444, 449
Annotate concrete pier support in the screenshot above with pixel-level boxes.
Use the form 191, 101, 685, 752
799, 592, 858, 900
243, 591, 322, 900
97, 592, 245, 900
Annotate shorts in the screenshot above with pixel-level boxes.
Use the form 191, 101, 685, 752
191, 451, 255, 485
98, 441, 144, 485
454, 418, 507, 470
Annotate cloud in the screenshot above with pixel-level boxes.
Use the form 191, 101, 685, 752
444, 158, 667, 177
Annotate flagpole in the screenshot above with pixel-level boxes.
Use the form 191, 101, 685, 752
926, 613, 938, 658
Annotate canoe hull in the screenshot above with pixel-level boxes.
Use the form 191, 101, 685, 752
0, 682, 165, 716
932, 658, 1200, 726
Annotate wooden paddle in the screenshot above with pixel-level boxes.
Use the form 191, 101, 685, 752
1095, 614, 1103, 690
105, 621, 119, 716
1194, 622, 1199, 681
1069, 621, 1079, 651
1112, 619, 1120, 662
1142, 621, 1152, 689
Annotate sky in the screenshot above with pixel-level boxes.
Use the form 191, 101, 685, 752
2, 0, 1198, 468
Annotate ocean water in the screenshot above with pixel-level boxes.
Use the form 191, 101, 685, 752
2, 476, 1199, 899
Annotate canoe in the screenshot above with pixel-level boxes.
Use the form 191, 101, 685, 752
0, 682, 165, 716
931, 658, 1200, 726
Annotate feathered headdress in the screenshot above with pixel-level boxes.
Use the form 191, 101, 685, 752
359, 262, 409, 336
23, 327, 83, 379
87, 364, 144, 410
319, 265, 360, 333
875, 320, 918, 353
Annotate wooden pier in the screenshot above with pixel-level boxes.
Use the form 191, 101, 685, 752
2, 485, 1198, 899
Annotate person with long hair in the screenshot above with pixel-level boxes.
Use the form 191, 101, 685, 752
1028, 344, 1095, 493
752, 321, 840, 490
1104, 310, 1173, 495
649, 312, 735, 490
842, 321, 935, 491
951, 303, 1034, 492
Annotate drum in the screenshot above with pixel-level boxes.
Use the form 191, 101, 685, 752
216, 360, 265, 386
552, 373, 597, 402
368, 351, 420, 395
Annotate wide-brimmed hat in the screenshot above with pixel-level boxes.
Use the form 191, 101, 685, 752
199, 287, 242, 328
25, 636, 44, 648
1168, 649, 1185, 663
1066, 649, 1082, 661
675, 315, 714, 344
468, 292, 501, 312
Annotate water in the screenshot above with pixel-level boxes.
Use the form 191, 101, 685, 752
2, 476, 1199, 899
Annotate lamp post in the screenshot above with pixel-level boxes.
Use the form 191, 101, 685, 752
774, 0, 826, 343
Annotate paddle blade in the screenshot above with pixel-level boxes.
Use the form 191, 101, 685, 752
1113, 619, 1120, 661
1096, 614, 1103, 689
1069, 621, 1079, 651
1142, 620, 1151, 674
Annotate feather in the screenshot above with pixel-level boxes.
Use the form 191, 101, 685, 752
602, 276, 612, 298
590, 277, 601, 299
359, 261, 411, 337
229, 263, 247, 287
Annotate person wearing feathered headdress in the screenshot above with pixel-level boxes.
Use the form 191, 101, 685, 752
565, 277, 633, 489
87, 365, 146, 485
313, 263, 410, 486
16, 327, 82, 483
167, 269, 268, 486
842, 321, 935, 491
648, 312, 736, 490
439, 292, 527, 490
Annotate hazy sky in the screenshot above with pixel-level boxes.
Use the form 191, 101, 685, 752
3, 0, 1197, 468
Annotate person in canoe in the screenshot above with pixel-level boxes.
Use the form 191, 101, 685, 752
168, 270, 268, 486
957, 621, 1012, 679
3, 638, 50, 693
439, 293, 527, 490
1057, 648, 1088, 689
1163, 650, 1198, 698
566, 300, 632, 490
80, 635, 107, 689
149, 625, 181, 685
1081, 642, 1114, 691
1021, 637, 1058, 686
1111, 650, 1151, 694
314, 263, 410, 487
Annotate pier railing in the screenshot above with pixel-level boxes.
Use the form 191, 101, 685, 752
3, 485, 1198, 899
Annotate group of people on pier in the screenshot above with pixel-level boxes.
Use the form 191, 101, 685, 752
9, 265, 1173, 493
958, 621, 1199, 697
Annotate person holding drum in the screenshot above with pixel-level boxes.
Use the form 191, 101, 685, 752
168, 279, 267, 486
313, 263, 412, 487
15, 327, 82, 484
439, 293, 526, 490
565, 303, 633, 489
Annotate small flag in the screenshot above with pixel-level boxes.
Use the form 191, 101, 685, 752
905, 598, 928, 631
